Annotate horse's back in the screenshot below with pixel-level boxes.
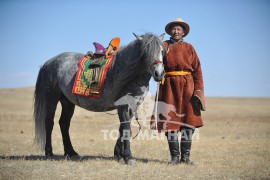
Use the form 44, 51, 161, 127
44, 52, 84, 68
37, 52, 84, 96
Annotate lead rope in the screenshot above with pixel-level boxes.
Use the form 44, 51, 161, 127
152, 41, 171, 134
132, 111, 141, 139
153, 82, 161, 136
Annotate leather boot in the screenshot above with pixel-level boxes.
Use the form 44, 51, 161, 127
165, 131, 180, 165
180, 127, 194, 165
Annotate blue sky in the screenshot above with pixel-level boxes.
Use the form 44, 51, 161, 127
0, 0, 270, 97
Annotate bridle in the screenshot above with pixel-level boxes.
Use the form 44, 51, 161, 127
153, 60, 163, 65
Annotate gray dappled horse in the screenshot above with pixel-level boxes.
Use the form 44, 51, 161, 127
33, 33, 165, 165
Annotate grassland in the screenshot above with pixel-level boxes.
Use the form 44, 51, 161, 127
0, 87, 269, 179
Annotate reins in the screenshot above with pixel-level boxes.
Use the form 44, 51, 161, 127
152, 81, 161, 136
132, 111, 141, 139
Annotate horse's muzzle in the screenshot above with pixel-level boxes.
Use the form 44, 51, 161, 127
153, 69, 165, 82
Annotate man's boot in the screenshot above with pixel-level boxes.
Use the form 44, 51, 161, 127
180, 127, 194, 165
166, 131, 180, 165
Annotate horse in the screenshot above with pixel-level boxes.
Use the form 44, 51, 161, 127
33, 33, 165, 165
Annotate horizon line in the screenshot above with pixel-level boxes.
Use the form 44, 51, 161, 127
0, 85, 269, 99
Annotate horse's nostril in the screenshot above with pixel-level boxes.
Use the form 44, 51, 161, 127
155, 71, 159, 77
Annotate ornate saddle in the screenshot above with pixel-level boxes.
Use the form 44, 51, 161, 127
72, 37, 120, 98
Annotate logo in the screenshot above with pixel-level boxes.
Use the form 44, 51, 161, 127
101, 87, 200, 141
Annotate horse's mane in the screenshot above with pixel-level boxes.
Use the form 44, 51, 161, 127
109, 33, 164, 99
140, 33, 165, 67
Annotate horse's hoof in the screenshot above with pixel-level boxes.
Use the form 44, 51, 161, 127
114, 155, 123, 162
127, 159, 136, 167
65, 154, 81, 161
45, 153, 54, 159
64, 151, 79, 158
117, 158, 125, 164
68, 155, 81, 160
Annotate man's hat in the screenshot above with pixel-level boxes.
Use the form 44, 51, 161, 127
165, 18, 190, 37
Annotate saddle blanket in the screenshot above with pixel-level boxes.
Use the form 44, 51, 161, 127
72, 55, 114, 98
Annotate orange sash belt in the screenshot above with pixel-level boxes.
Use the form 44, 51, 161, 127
161, 71, 191, 85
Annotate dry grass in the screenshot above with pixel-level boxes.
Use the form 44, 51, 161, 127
0, 87, 270, 179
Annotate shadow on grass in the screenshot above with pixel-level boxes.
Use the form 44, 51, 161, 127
0, 155, 167, 164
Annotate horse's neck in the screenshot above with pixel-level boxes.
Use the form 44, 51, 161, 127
108, 45, 151, 100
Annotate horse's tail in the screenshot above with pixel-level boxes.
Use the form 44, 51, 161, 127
33, 66, 47, 150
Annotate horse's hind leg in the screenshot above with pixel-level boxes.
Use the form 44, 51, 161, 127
45, 98, 59, 157
59, 95, 78, 157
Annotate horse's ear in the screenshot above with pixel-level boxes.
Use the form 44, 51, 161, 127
158, 33, 165, 41
133, 33, 143, 40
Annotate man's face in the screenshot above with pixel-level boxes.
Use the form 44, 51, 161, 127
170, 24, 185, 41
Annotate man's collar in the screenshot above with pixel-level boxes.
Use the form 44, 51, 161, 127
170, 37, 183, 44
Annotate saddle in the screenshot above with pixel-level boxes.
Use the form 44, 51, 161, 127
72, 37, 120, 98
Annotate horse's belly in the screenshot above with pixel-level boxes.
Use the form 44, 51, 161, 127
75, 96, 116, 112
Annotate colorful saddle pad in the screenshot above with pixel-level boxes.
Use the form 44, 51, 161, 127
72, 55, 115, 98
72, 37, 120, 98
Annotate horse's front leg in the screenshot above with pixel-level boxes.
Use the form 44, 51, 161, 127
114, 137, 123, 161
115, 104, 136, 166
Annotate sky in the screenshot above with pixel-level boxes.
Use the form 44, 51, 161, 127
0, 0, 270, 97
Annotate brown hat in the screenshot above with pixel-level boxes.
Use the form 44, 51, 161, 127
165, 18, 190, 37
